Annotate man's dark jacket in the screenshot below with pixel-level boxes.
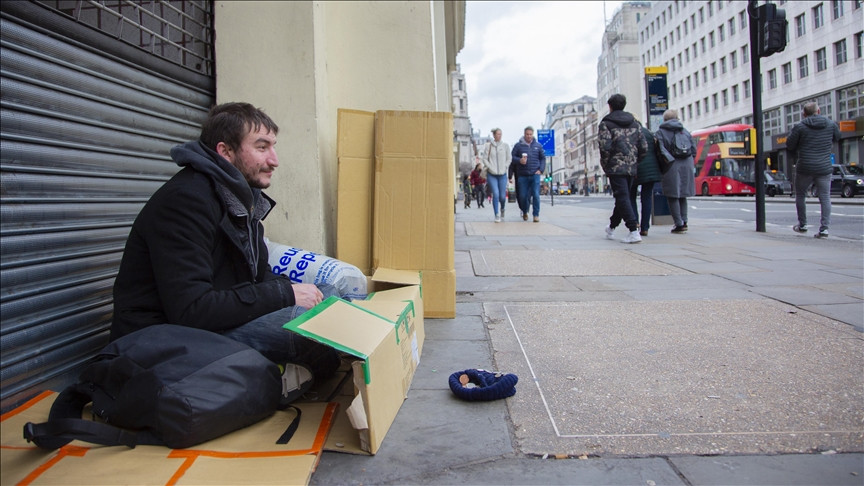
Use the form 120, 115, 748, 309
786, 114, 840, 176
598, 110, 647, 177
111, 141, 296, 340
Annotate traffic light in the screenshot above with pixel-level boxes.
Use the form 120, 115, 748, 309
758, 3, 787, 58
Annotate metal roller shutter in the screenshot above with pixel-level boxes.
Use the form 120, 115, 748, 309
0, 1, 215, 411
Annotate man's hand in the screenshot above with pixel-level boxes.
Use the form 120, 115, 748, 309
292, 283, 323, 309
535, 170, 541, 175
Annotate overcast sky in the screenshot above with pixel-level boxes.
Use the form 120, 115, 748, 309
457, 1, 623, 146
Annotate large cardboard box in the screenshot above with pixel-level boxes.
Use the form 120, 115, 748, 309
336, 109, 376, 275
373, 110, 455, 272
284, 269, 423, 455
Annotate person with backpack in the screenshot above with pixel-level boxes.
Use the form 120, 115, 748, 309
111, 102, 340, 404
598, 94, 647, 243
655, 109, 697, 234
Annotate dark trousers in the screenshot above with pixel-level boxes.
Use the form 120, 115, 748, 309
608, 175, 638, 232
629, 181, 657, 231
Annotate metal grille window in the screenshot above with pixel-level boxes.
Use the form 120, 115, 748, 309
35, 0, 213, 76
763, 108, 782, 136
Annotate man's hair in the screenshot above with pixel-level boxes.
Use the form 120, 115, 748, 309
200, 102, 279, 152
524, 126, 534, 133
802, 102, 819, 117
663, 109, 679, 121
491, 128, 501, 134
608, 94, 627, 111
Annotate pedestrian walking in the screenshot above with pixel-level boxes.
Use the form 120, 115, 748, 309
483, 128, 511, 222
462, 174, 472, 209
630, 125, 662, 236
598, 94, 647, 243
511, 126, 546, 222
470, 163, 486, 208
787, 102, 841, 238
655, 109, 696, 234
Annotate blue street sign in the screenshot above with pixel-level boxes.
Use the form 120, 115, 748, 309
537, 129, 555, 156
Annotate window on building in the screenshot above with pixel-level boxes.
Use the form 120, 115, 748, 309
742, 45, 749, 63
763, 108, 782, 136
699, 7, 705, 24
677, 26, 682, 40
815, 48, 827, 71
813, 3, 824, 29
739, 10, 747, 29
814, 92, 833, 118
732, 85, 740, 102
694, 71, 699, 87
782, 62, 792, 83
768, 69, 777, 88
711, 62, 717, 78
729, 18, 735, 36
718, 1, 723, 10
702, 67, 708, 83
719, 25, 725, 42
704, 97, 709, 113
687, 76, 692, 91
855, 0, 862, 10
458, 79, 463, 91
720, 56, 727, 73
685, 47, 690, 63
785, 102, 804, 127
835, 39, 848, 64
691, 14, 696, 30
696, 101, 701, 116
857, 32, 864, 58
832, 0, 844, 19
798, 55, 809, 77
838, 82, 864, 119
731, 51, 737, 69
672, 57, 676, 70
673, 84, 677, 97
688, 104, 693, 119
795, 14, 806, 37
679, 80, 684, 94
664, 36, 668, 50
712, 93, 719, 110
722, 89, 728, 106
701, 37, 707, 53
708, 1, 713, 17
710, 31, 716, 47
678, 53, 682, 66
693, 42, 698, 59
744, 80, 751, 98
459, 99, 464, 110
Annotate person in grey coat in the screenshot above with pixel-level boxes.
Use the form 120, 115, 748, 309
629, 126, 663, 236
787, 102, 841, 238
655, 109, 696, 233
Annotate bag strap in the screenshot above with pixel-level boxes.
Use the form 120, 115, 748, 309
23, 384, 163, 450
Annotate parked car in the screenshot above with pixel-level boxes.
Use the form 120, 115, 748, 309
764, 170, 792, 197
807, 165, 864, 198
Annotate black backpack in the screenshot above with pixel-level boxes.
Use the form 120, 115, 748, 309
669, 130, 692, 159
24, 324, 282, 450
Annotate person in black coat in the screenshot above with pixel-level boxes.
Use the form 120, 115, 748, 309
112, 102, 339, 387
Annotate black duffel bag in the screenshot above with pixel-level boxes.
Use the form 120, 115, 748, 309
24, 324, 281, 449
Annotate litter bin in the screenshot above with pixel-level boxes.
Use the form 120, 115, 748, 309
652, 184, 673, 226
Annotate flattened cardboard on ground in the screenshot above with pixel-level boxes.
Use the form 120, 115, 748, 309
373, 110, 455, 272
336, 109, 376, 274
284, 269, 423, 455
0, 391, 336, 486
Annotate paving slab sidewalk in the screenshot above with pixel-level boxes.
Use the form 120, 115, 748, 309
312, 200, 863, 485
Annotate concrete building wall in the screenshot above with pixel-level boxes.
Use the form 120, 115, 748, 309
214, 1, 463, 254
598, 2, 652, 119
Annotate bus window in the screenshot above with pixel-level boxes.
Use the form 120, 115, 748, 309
721, 158, 755, 183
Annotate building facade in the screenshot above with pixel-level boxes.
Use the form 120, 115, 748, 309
638, 0, 863, 175
598, 2, 652, 119
542, 96, 599, 189
452, 65, 475, 176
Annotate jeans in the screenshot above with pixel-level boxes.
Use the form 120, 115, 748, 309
666, 197, 688, 227
629, 181, 656, 231
221, 283, 341, 380
794, 172, 831, 231
474, 184, 485, 207
517, 174, 541, 217
608, 175, 638, 231
487, 173, 508, 216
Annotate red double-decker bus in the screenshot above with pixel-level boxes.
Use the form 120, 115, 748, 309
691, 124, 759, 196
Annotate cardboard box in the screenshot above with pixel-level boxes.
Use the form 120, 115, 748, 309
284, 268, 423, 455
417, 268, 455, 318
373, 111, 455, 272
336, 109, 376, 275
